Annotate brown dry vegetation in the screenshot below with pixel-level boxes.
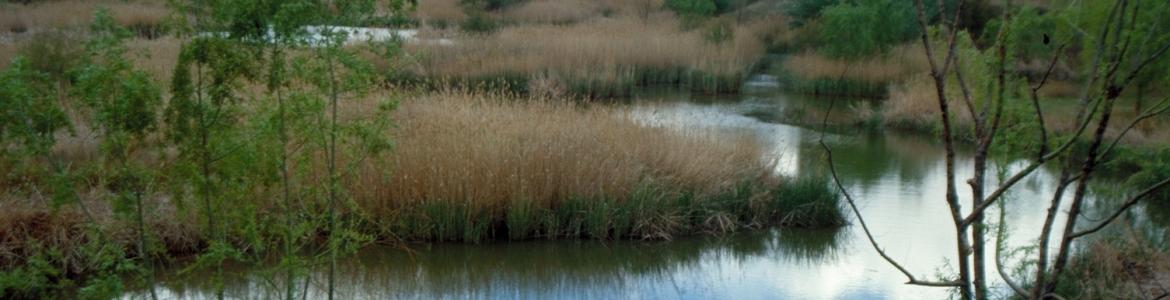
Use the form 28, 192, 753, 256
414, 0, 467, 23
354, 89, 771, 214
404, 15, 770, 86
0, 0, 169, 33
783, 44, 930, 84
882, 73, 1170, 147
2, 87, 793, 267
1061, 231, 1170, 299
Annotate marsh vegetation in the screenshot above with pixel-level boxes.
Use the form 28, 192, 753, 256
1, 0, 1168, 299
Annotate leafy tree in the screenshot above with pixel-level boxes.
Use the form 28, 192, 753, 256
817, 0, 917, 59
74, 8, 165, 299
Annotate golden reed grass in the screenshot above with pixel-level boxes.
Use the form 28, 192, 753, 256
783, 43, 930, 84
0, 0, 170, 33
405, 15, 768, 82
884, 74, 1169, 147
351, 89, 773, 215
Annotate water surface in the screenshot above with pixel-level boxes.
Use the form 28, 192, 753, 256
124, 75, 1130, 300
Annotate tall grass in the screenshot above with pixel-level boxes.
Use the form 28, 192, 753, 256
1, 88, 846, 278
0, 1, 169, 35
400, 16, 771, 96
779, 44, 929, 98
348, 89, 841, 240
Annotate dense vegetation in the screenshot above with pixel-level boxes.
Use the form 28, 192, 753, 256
0, 1, 846, 298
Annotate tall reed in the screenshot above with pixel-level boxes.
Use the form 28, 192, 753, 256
400, 16, 769, 95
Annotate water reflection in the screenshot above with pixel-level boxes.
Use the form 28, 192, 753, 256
126, 76, 1133, 300
130, 229, 853, 299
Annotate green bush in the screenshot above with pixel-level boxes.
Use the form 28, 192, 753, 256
460, 0, 524, 11
817, 0, 918, 59
665, 0, 717, 17
460, 12, 498, 34
783, 0, 839, 26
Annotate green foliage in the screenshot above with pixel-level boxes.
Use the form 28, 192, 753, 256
817, 0, 917, 59
1127, 149, 1170, 203
783, 0, 838, 26
0, 57, 68, 157
76, 9, 163, 139
665, 0, 716, 17
460, 12, 498, 34
17, 30, 84, 83
460, 0, 523, 11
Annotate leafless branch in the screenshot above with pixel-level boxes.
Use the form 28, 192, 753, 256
819, 98, 962, 289
1069, 177, 1170, 239
1096, 96, 1170, 161
1028, 43, 1068, 159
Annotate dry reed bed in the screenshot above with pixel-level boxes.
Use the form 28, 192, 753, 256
348, 90, 839, 240
363, 90, 768, 208
0, 0, 169, 33
404, 16, 768, 92
882, 74, 1170, 147
1, 88, 841, 272
782, 45, 930, 84
415, 0, 665, 25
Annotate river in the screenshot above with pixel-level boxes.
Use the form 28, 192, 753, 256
122, 74, 1134, 300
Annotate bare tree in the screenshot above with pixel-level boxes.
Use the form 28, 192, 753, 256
822, 1, 1170, 300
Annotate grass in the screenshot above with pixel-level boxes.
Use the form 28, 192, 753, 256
880, 72, 1170, 148
0, 88, 845, 296
396, 15, 773, 96
0, 0, 169, 36
1047, 230, 1170, 299
777, 44, 929, 98
352, 89, 843, 241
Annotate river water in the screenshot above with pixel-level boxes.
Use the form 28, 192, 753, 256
123, 75, 1134, 300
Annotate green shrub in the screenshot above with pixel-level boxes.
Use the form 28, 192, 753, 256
461, 0, 524, 11
460, 12, 498, 34
783, 0, 839, 26
817, 0, 918, 59
665, 0, 717, 17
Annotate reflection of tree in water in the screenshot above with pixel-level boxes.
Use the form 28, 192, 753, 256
136, 229, 845, 299
797, 131, 940, 191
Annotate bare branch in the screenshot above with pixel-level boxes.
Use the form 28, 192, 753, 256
1069, 177, 1170, 239
1096, 96, 1170, 161
819, 97, 961, 289
1028, 43, 1069, 159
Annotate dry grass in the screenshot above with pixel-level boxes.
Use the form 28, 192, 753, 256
783, 44, 930, 84
405, 15, 767, 84
126, 37, 182, 80
0, 42, 15, 69
884, 73, 1169, 147
499, 0, 666, 24
1038, 80, 1081, 98
882, 74, 971, 129
415, 0, 467, 23
1063, 231, 1170, 299
352, 89, 772, 214
0, 0, 170, 33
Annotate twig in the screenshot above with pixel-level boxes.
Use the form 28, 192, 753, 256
819, 96, 961, 288
1069, 177, 1170, 239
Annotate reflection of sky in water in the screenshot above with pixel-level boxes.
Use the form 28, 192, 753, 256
125, 78, 1124, 300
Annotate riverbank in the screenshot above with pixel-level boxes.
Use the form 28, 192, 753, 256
0, 88, 844, 298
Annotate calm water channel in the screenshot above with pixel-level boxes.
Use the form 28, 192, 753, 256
123, 75, 1135, 299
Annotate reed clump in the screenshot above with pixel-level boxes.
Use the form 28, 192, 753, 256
0, 0, 169, 36
400, 16, 770, 96
779, 44, 929, 98
350, 89, 844, 241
